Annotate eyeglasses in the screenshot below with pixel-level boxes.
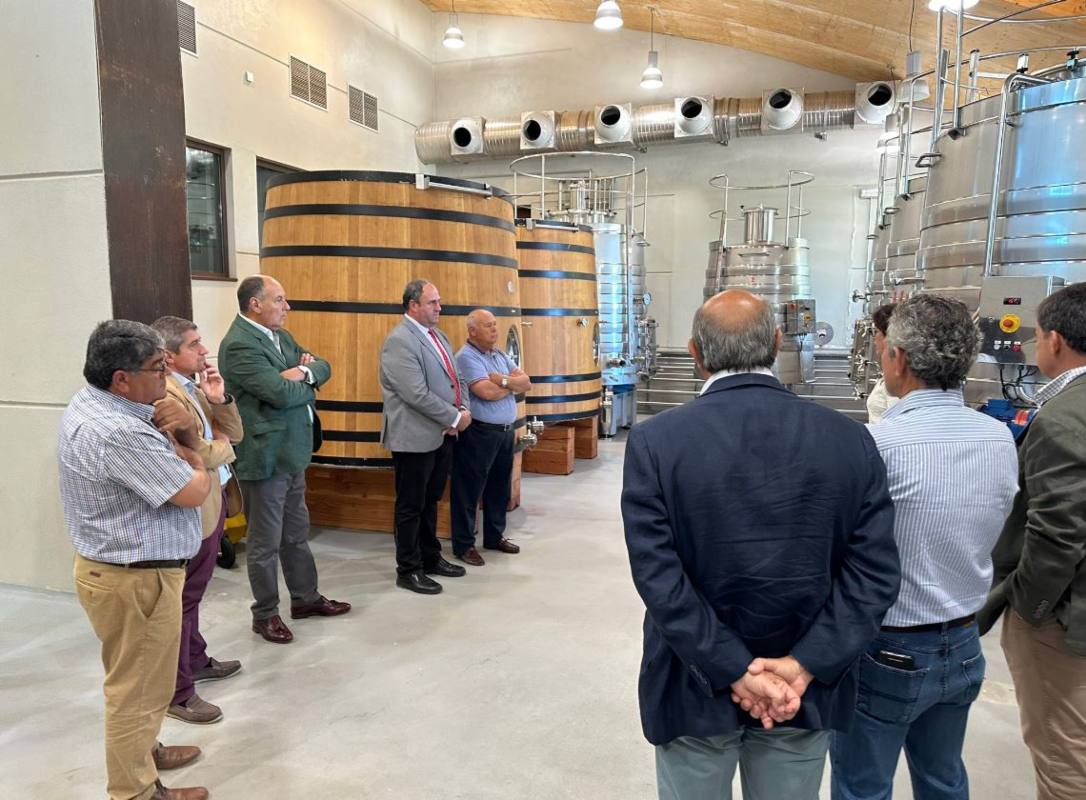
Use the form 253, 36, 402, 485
130, 363, 168, 375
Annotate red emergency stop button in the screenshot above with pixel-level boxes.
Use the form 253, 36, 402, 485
1000, 314, 1021, 334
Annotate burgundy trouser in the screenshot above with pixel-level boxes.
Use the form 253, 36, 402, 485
171, 495, 226, 706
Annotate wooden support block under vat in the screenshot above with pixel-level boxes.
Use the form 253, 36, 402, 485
305, 465, 452, 539
522, 426, 575, 475
561, 417, 599, 460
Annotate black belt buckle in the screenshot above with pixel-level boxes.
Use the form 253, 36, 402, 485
477, 420, 513, 432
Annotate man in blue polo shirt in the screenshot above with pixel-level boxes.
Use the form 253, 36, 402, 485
450, 309, 532, 566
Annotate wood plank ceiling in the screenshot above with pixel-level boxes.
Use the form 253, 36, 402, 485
425, 1, 1086, 90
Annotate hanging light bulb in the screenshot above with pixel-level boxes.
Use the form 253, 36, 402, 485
443, 1, 465, 49
594, 1, 624, 31
927, 0, 979, 11
640, 7, 662, 89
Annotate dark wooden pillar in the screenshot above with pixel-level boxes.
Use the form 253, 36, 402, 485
95, 0, 191, 322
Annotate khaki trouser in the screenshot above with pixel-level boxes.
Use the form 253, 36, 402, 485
75, 553, 185, 800
1002, 609, 1086, 800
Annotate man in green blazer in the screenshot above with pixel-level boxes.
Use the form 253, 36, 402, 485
978, 282, 1086, 800
219, 275, 350, 644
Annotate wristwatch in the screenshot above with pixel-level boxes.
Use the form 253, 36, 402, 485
500, 375, 509, 388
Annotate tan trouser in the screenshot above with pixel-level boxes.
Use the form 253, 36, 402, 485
75, 553, 184, 800
1002, 609, 1086, 800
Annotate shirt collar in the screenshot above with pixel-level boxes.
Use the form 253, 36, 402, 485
1033, 365, 1086, 406
171, 371, 196, 392
700, 367, 774, 395
403, 314, 433, 336
881, 387, 965, 421
238, 313, 277, 341
87, 384, 156, 422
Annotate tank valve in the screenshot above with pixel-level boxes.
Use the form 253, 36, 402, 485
528, 418, 545, 435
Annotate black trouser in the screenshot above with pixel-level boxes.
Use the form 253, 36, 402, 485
450, 423, 515, 555
391, 438, 453, 576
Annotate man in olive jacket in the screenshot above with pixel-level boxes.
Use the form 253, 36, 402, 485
978, 282, 1086, 800
219, 275, 350, 645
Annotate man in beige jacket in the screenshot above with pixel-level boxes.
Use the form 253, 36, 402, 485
153, 316, 245, 726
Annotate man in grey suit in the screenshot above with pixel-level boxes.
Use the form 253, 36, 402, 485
380, 279, 471, 594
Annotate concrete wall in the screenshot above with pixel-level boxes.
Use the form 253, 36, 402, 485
1, 0, 113, 590
184, 0, 436, 347
428, 14, 880, 350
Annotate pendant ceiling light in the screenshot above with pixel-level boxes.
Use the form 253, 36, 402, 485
640, 6, 662, 89
594, 1, 624, 31
443, 1, 465, 49
927, 0, 979, 11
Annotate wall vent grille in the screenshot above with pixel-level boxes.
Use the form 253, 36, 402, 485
290, 56, 328, 110
177, 1, 196, 54
349, 85, 379, 131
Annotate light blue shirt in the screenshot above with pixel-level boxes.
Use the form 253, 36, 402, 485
455, 343, 517, 424
871, 388, 1019, 626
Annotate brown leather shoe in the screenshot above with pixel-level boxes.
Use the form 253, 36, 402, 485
456, 547, 485, 567
252, 615, 293, 643
193, 657, 241, 684
290, 595, 351, 619
153, 743, 201, 771
484, 538, 520, 554
166, 694, 222, 725
153, 780, 210, 800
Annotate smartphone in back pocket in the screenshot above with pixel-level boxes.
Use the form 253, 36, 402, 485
873, 649, 917, 670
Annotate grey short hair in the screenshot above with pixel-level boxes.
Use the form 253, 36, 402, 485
402, 279, 432, 310
692, 296, 777, 373
885, 294, 979, 390
151, 315, 197, 353
237, 275, 267, 312
83, 320, 164, 390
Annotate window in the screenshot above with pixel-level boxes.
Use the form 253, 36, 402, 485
257, 159, 300, 247
185, 140, 229, 278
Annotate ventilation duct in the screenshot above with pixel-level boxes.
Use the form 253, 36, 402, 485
674, 96, 714, 138
595, 103, 633, 145
520, 111, 556, 150
855, 81, 897, 125
417, 82, 897, 164
761, 88, 804, 133
449, 117, 486, 158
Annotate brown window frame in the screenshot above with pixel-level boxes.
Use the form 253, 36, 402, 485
185, 138, 232, 281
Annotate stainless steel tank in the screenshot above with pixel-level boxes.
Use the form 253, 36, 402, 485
916, 67, 1086, 403
705, 205, 815, 385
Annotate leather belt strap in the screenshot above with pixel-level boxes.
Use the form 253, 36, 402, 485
881, 614, 975, 634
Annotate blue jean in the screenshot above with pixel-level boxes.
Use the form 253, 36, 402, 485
830, 622, 986, 800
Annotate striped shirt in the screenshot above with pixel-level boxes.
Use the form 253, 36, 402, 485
57, 386, 202, 563
871, 388, 1018, 626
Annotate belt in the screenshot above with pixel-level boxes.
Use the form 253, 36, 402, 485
473, 420, 515, 432
881, 614, 975, 634
94, 558, 188, 569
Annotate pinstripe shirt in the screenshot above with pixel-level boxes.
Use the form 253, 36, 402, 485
871, 389, 1018, 626
58, 386, 202, 563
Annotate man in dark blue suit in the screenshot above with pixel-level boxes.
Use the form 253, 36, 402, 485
622, 289, 900, 800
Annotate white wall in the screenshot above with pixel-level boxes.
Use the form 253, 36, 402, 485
184, 0, 436, 348
427, 14, 881, 349
1, 0, 113, 590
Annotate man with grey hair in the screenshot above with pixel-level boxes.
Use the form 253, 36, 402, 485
450, 308, 532, 566
59, 320, 212, 800
622, 289, 900, 799
829, 293, 1018, 800
380, 279, 470, 593
152, 315, 244, 726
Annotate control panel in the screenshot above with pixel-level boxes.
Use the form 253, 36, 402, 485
782, 298, 816, 336
976, 276, 1056, 365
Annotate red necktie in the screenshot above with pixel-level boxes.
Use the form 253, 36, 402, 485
428, 329, 461, 407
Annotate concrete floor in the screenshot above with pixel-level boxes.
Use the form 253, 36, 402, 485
1, 435, 1036, 799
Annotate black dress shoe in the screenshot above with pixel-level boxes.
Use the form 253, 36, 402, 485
396, 572, 443, 595
424, 557, 466, 578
